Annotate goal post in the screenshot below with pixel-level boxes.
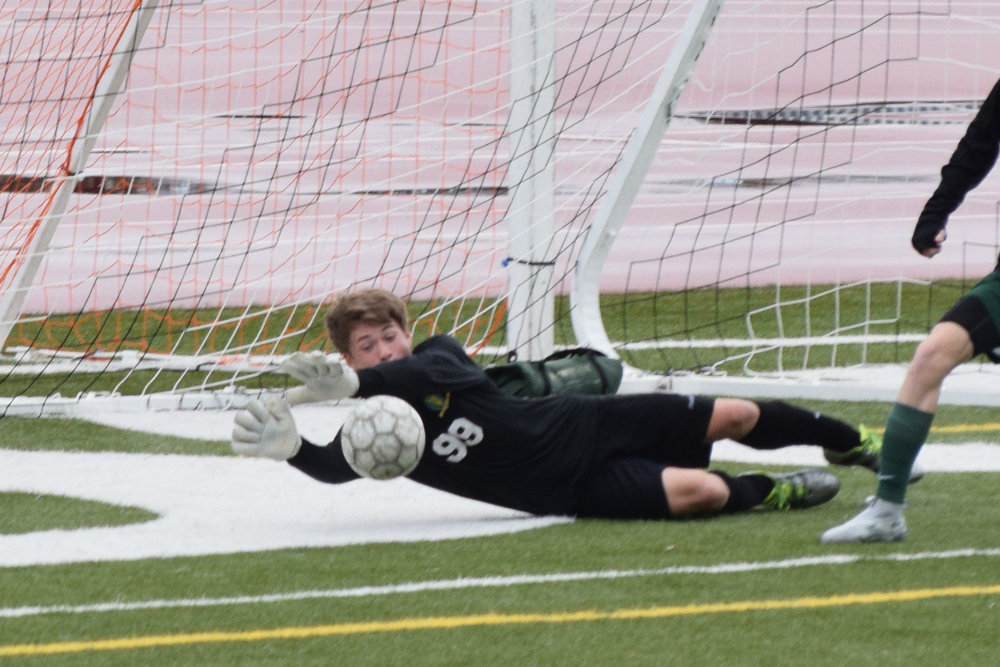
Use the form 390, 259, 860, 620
505, 0, 557, 362
571, 0, 722, 358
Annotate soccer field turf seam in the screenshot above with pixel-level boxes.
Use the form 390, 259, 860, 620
3, 546, 999, 620
3, 583, 1000, 657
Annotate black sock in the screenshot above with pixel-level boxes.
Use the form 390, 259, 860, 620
740, 400, 859, 451
712, 470, 774, 513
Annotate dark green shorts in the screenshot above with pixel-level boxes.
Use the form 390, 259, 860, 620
940, 268, 1000, 362
968, 268, 1000, 326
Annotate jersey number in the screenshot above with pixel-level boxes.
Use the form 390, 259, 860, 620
431, 417, 483, 463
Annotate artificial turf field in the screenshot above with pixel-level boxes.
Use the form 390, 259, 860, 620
1, 402, 998, 665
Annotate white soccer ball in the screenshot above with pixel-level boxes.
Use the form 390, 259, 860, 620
340, 395, 426, 480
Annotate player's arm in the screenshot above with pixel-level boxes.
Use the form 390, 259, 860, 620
913, 78, 1000, 256
231, 394, 360, 482
288, 434, 361, 484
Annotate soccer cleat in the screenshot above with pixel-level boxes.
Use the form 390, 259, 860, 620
823, 424, 880, 468
758, 469, 840, 510
820, 497, 907, 543
823, 425, 925, 483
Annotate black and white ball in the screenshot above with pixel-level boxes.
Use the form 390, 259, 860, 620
340, 395, 425, 480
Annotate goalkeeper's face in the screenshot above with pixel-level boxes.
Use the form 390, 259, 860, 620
344, 320, 413, 370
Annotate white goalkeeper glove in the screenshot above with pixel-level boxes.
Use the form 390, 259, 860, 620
280, 351, 360, 405
231, 396, 301, 461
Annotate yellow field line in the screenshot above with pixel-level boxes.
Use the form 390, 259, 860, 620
930, 422, 1000, 434
3, 584, 1000, 657
866, 423, 1000, 435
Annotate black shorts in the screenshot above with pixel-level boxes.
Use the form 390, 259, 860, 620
939, 295, 1000, 362
570, 393, 716, 520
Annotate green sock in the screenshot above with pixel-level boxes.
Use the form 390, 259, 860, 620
876, 402, 934, 504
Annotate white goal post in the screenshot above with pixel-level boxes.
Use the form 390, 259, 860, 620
1, 1, 998, 417
571, 0, 722, 357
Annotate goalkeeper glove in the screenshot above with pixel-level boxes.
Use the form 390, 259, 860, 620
231, 396, 301, 460
281, 351, 360, 405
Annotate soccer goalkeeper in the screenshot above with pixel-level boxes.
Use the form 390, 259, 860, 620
233, 288, 915, 521
822, 77, 1000, 543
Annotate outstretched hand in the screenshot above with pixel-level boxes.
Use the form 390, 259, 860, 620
231, 396, 301, 460
281, 351, 360, 405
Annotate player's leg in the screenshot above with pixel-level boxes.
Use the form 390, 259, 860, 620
707, 397, 924, 481
574, 464, 839, 518
661, 400, 840, 515
877, 320, 973, 499
569, 444, 840, 519
672, 468, 840, 515
706, 398, 874, 457
572, 394, 838, 519
701, 398, 759, 441
569, 457, 722, 519
822, 297, 989, 544
660, 467, 730, 516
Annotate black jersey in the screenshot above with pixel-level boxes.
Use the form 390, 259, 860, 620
288, 335, 714, 516
913, 77, 1000, 259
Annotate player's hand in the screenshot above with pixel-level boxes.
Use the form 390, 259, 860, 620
921, 228, 947, 257
911, 217, 947, 258
231, 396, 302, 460
280, 351, 360, 405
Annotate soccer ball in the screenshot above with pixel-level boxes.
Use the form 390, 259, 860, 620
340, 395, 426, 480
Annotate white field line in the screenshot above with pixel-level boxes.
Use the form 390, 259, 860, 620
3, 547, 999, 620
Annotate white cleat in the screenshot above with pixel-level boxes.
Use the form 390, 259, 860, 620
820, 497, 907, 544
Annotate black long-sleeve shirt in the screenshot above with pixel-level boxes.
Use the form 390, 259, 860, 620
912, 78, 1000, 256
289, 335, 611, 516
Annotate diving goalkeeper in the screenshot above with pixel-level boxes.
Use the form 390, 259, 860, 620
233, 288, 915, 520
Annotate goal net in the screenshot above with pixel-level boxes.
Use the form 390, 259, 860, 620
1, 0, 997, 416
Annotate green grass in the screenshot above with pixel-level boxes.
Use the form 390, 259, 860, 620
0, 492, 156, 534
1, 470, 998, 664
1, 407, 999, 664
0, 416, 226, 454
